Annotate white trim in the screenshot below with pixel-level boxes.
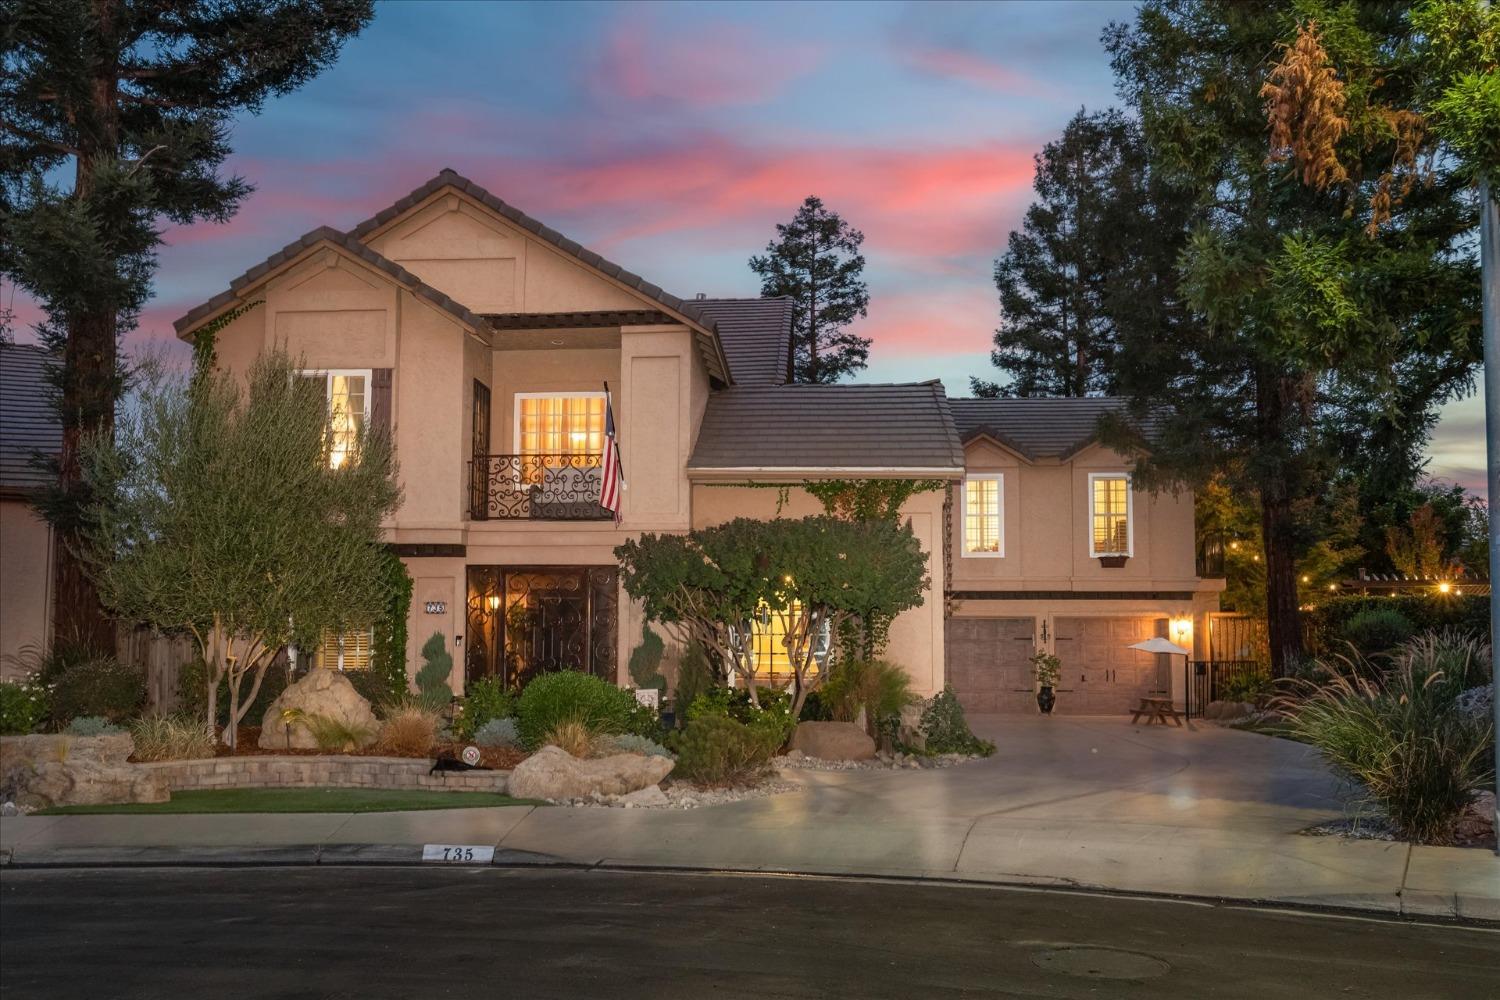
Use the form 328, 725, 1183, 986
511, 390, 606, 455
961, 473, 1004, 558
687, 466, 966, 478
1087, 472, 1134, 558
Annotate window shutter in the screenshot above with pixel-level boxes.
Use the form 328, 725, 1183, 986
371, 368, 393, 436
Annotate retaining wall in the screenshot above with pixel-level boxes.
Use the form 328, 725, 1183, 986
142, 755, 509, 794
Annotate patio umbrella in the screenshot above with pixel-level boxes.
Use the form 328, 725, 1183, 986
1126, 637, 1190, 657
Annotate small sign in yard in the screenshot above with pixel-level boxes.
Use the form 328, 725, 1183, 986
633, 688, 659, 710
422, 844, 495, 864
461, 745, 482, 766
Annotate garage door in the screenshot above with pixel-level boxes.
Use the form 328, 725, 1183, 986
945, 617, 1036, 714
1052, 616, 1171, 715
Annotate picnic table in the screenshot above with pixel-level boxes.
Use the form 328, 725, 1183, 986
1131, 696, 1183, 727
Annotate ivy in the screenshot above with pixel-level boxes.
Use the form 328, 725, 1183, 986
372, 547, 413, 704
190, 300, 263, 377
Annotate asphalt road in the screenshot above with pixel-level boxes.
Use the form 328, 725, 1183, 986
1, 867, 1495, 999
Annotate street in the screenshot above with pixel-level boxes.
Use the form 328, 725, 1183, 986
0, 867, 1494, 999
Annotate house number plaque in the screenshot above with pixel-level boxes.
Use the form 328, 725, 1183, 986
424, 601, 446, 615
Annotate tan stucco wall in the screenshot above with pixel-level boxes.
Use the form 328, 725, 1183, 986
0, 499, 53, 678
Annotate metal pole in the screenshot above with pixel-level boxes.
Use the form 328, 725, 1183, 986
1482, 174, 1499, 855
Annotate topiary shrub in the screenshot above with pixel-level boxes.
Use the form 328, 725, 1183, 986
670, 715, 777, 786
628, 624, 668, 693
50, 657, 145, 724
474, 716, 520, 748
64, 715, 122, 736
414, 633, 454, 713
0, 678, 49, 735
453, 676, 513, 741
918, 686, 995, 756
1340, 609, 1415, 657
515, 671, 640, 750
670, 638, 715, 722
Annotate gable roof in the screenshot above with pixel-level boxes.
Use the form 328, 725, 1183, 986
172, 226, 485, 337
690, 297, 792, 386
0, 344, 62, 494
688, 381, 964, 477
348, 168, 732, 382
949, 396, 1158, 461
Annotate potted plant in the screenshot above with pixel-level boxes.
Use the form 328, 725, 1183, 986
1030, 651, 1061, 715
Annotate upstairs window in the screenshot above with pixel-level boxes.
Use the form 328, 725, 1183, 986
963, 474, 1004, 556
302, 369, 370, 469
1090, 473, 1132, 556
515, 393, 605, 458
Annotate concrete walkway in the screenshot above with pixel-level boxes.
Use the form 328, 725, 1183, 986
3, 717, 1496, 921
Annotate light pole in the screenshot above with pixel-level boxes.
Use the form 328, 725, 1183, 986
1483, 173, 1499, 856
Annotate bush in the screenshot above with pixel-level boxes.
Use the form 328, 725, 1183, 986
453, 676, 513, 741
628, 624, 668, 692
1305, 594, 1487, 656
474, 717, 520, 748
414, 633, 454, 713
1340, 609, 1414, 657
0, 678, 49, 735
1284, 658, 1494, 843
542, 718, 599, 758
375, 701, 440, 757
303, 714, 375, 753
670, 715, 777, 786
601, 732, 674, 759
1219, 668, 1274, 704
129, 714, 217, 761
672, 639, 715, 720
822, 659, 914, 735
50, 657, 145, 724
918, 686, 995, 756
515, 671, 641, 750
64, 715, 122, 736
685, 686, 796, 750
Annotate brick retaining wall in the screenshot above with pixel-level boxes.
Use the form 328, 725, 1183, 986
141, 756, 510, 794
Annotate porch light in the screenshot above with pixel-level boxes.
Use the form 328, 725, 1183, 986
486, 594, 502, 612
1170, 617, 1193, 643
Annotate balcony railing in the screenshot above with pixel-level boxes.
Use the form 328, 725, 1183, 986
1196, 532, 1227, 578
469, 454, 612, 521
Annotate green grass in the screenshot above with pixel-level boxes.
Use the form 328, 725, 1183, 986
37, 787, 540, 815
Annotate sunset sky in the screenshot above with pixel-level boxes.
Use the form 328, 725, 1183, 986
5, 0, 1483, 493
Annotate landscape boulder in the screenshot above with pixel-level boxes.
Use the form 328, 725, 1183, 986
0, 733, 167, 809
259, 668, 379, 750
508, 745, 673, 801
789, 721, 876, 761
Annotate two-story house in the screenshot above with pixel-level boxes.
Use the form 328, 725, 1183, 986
171, 168, 1223, 714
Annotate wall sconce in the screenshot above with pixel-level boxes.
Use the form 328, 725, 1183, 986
1171, 616, 1193, 644
485, 594, 502, 612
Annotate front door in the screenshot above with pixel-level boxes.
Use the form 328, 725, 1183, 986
465, 566, 618, 690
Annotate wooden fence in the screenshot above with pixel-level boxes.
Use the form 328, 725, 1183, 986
117, 626, 197, 714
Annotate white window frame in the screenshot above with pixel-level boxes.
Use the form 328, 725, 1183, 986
961, 473, 1005, 558
511, 391, 607, 455
300, 368, 372, 468
1088, 472, 1134, 558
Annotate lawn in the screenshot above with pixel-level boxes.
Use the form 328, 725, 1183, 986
38, 788, 540, 815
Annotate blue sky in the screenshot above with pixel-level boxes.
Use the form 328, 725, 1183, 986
5, 0, 1483, 493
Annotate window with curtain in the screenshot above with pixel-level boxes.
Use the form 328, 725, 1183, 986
1091, 474, 1132, 555
516, 395, 605, 458
302, 370, 370, 469
963, 475, 1003, 555
317, 627, 373, 671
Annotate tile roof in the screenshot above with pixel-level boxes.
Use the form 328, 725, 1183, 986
690, 297, 792, 386
349, 169, 732, 382
0, 344, 61, 494
172, 226, 484, 337
949, 396, 1159, 460
688, 381, 964, 474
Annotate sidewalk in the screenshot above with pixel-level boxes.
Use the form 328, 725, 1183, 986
3, 717, 1496, 922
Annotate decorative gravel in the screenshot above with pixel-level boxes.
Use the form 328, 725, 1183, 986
1299, 815, 1399, 842
774, 750, 983, 771
548, 778, 801, 810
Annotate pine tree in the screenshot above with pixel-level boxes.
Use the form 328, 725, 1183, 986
0, 0, 374, 647
749, 196, 871, 384
973, 109, 1190, 398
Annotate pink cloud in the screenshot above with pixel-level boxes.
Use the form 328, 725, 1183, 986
856, 285, 995, 358
899, 42, 1044, 95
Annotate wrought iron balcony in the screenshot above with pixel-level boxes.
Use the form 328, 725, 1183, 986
1196, 532, 1227, 579
469, 454, 612, 521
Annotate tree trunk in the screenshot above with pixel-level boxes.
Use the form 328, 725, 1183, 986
1256, 370, 1306, 677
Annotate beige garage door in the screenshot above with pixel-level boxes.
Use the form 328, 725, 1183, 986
946, 617, 1037, 714
1052, 616, 1171, 715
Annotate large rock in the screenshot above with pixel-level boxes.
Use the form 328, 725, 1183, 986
259, 668, 379, 750
508, 745, 673, 801
897, 703, 927, 753
789, 721, 876, 761
1, 733, 167, 809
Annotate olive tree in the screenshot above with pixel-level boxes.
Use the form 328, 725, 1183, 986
78, 350, 400, 746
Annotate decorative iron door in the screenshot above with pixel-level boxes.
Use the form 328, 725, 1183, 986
470, 381, 491, 520
465, 566, 617, 690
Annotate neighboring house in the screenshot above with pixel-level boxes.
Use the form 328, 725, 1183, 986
173, 169, 1223, 713
0, 343, 60, 678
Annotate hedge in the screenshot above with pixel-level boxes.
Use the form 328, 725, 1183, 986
1303, 594, 1489, 657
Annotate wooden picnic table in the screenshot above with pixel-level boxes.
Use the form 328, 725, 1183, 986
1131, 696, 1183, 727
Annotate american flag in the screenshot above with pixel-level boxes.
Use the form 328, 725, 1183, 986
600, 382, 624, 523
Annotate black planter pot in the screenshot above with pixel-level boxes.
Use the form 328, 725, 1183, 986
1037, 686, 1056, 715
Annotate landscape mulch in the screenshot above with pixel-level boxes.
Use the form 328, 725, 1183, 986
207, 727, 526, 770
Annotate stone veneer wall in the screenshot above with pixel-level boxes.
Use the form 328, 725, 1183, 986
142, 756, 509, 794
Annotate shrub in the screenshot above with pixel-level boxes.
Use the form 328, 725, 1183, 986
628, 624, 668, 692
371, 548, 413, 706
1284, 659, 1494, 843
0, 678, 49, 735
304, 714, 376, 753
129, 714, 217, 761
64, 715, 122, 736
515, 671, 640, 750
50, 657, 145, 724
375, 701, 440, 757
474, 716, 520, 748
1340, 609, 1414, 657
670, 715, 777, 786
414, 633, 454, 713
918, 686, 995, 756
1219, 668, 1275, 704
672, 639, 715, 720
822, 659, 914, 735
601, 732, 674, 759
1304, 594, 1486, 656
542, 718, 599, 758
685, 686, 796, 750
453, 676, 513, 741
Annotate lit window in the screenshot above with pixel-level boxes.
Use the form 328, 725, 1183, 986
317, 628, 373, 671
516, 394, 605, 458
303, 370, 370, 469
963, 474, 1003, 556
1090, 474, 1132, 556
749, 602, 828, 677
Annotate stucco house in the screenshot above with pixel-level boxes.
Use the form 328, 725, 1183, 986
0, 343, 60, 678
172, 168, 1224, 714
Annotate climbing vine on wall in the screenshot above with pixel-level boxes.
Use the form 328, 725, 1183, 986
372, 547, 413, 703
